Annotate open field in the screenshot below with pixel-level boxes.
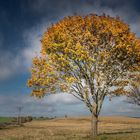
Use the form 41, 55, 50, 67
0, 116, 140, 140
0, 117, 13, 123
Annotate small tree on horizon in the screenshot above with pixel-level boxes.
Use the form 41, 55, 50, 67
27, 14, 140, 137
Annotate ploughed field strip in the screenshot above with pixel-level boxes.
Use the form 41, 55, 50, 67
0, 116, 140, 140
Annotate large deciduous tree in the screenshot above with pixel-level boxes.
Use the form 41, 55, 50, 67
27, 14, 140, 137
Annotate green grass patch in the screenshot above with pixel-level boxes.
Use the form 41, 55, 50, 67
0, 117, 13, 123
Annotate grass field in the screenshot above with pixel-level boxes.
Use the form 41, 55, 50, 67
0, 117, 13, 123
0, 116, 140, 140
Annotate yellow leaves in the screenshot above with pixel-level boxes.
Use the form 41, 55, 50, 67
64, 47, 71, 53
60, 84, 69, 92
56, 54, 69, 68
65, 76, 77, 83
42, 14, 132, 62
135, 39, 140, 60
31, 88, 45, 98
75, 42, 82, 50
52, 42, 65, 48
132, 81, 140, 89
27, 14, 140, 98
87, 57, 95, 63
84, 31, 91, 38
74, 42, 91, 61
49, 53, 58, 62
27, 56, 58, 89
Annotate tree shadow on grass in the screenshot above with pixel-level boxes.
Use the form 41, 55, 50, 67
99, 130, 139, 136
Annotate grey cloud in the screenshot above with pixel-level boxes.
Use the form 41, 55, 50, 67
0, 93, 81, 117
101, 96, 140, 117
22, 22, 51, 67
0, 51, 22, 80
0, 93, 140, 117
28, 0, 140, 36
0, 23, 45, 80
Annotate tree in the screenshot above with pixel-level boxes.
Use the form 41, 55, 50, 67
27, 14, 140, 137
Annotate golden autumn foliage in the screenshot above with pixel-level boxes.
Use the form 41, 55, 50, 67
28, 14, 139, 98
27, 14, 140, 137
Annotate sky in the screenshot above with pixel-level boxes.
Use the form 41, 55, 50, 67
0, 0, 140, 117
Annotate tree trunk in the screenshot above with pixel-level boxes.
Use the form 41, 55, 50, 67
91, 113, 98, 137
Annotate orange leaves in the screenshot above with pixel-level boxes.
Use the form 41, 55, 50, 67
113, 80, 129, 87
27, 14, 140, 98
32, 57, 41, 66
27, 57, 58, 94
27, 79, 33, 87
111, 88, 130, 96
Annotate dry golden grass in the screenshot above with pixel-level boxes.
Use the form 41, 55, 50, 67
0, 116, 140, 140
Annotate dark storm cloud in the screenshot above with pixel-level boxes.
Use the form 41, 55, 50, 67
0, 0, 140, 81
26, 0, 140, 21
